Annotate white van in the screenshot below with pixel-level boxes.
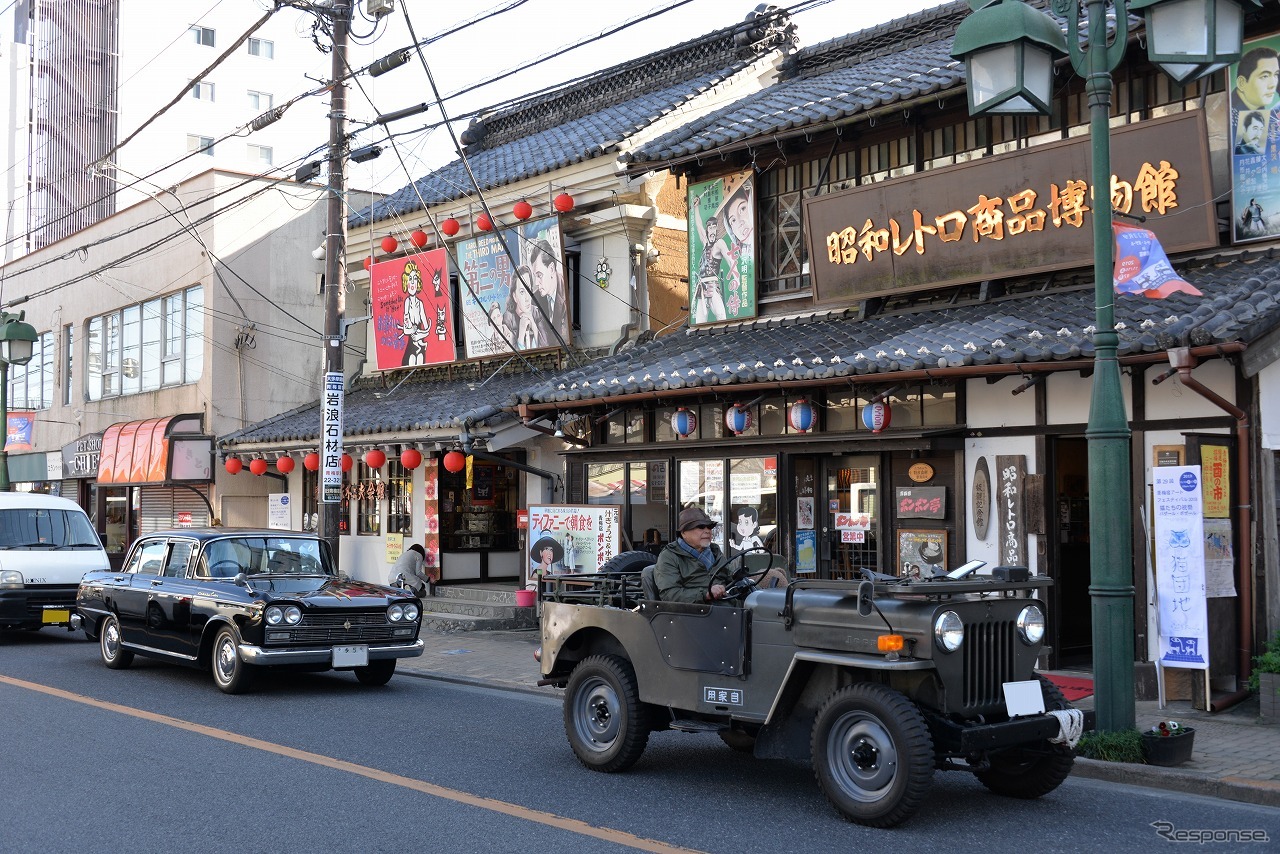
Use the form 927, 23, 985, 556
0, 493, 109, 631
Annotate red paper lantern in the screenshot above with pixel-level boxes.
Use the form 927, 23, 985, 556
381, 235, 399, 254
249, 458, 269, 476
303, 452, 320, 471
553, 192, 574, 212
476, 213, 493, 232
363, 256, 373, 271
364, 448, 387, 469
410, 229, 429, 248
224, 457, 243, 475
276, 455, 296, 474
443, 450, 466, 473
400, 447, 423, 469
440, 217, 460, 237
341, 453, 354, 472
512, 199, 532, 220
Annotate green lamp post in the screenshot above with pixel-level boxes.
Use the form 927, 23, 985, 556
0, 309, 39, 492
952, 0, 1257, 732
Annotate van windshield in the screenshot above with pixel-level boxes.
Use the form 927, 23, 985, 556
0, 508, 101, 549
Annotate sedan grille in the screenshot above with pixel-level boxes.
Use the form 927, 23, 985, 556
272, 610, 400, 644
961, 618, 1017, 710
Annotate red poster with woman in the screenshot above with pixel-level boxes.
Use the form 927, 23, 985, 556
370, 248, 455, 370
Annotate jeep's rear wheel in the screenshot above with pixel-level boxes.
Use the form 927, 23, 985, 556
564, 654, 649, 772
974, 675, 1075, 799
811, 683, 934, 828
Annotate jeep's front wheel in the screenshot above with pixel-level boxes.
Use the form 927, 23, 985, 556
974, 675, 1075, 799
563, 654, 649, 772
811, 683, 935, 828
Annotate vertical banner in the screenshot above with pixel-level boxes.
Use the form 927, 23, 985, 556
321, 371, 344, 503
422, 458, 441, 581
687, 171, 757, 325
369, 249, 454, 370
5, 411, 34, 451
1200, 444, 1231, 518
1153, 466, 1209, 669
794, 529, 817, 574
457, 214, 569, 358
996, 455, 1026, 566
1230, 36, 1280, 243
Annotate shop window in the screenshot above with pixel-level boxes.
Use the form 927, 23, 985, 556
587, 460, 670, 551
726, 457, 778, 556
677, 459, 727, 551
354, 462, 385, 535
438, 455, 517, 551
301, 467, 318, 532
698, 402, 724, 439
386, 460, 412, 535
760, 396, 786, 435
655, 406, 677, 442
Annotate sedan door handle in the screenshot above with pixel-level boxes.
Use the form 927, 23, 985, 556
112, 576, 126, 582
150, 579, 165, 586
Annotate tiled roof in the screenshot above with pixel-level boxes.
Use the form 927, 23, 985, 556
625, 1, 971, 166
350, 11, 797, 227
511, 252, 1280, 405
218, 370, 537, 447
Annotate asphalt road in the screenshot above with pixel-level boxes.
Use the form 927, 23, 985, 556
3, 629, 1277, 853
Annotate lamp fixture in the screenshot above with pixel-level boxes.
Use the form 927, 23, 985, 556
349, 144, 383, 163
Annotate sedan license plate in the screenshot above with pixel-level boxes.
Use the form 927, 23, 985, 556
1003, 680, 1046, 718
42, 608, 71, 624
333, 644, 368, 667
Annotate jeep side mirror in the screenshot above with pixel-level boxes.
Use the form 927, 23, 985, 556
857, 580, 874, 617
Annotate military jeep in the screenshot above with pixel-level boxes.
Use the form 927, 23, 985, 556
537, 550, 1091, 828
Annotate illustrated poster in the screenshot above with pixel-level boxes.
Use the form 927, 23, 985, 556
1231, 35, 1280, 243
687, 171, 756, 325
370, 248, 455, 370
1152, 466, 1209, 669
528, 504, 621, 580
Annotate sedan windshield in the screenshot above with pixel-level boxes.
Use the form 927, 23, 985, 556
198, 537, 331, 578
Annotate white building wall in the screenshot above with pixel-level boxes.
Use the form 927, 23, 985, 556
1046, 369, 1132, 425
963, 434, 1040, 575
966, 375, 1036, 428
1145, 359, 1236, 420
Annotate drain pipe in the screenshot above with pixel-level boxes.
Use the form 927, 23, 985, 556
1167, 347, 1253, 711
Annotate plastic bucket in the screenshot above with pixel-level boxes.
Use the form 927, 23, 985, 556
515, 589, 537, 608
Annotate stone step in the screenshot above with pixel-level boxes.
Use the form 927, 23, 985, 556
419, 584, 538, 633
432, 584, 524, 605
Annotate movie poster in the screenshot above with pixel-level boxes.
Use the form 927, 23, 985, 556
687, 171, 757, 325
1230, 34, 1280, 243
370, 248, 455, 370
457, 214, 569, 359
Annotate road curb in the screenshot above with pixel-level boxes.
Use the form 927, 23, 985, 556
398, 667, 559, 699
1072, 757, 1280, 808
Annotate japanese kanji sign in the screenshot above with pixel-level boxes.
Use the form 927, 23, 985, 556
996, 455, 1026, 567
804, 111, 1216, 302
321, 371, 344, 504
528, 504, 621, 578
1153, 466, 1209, 669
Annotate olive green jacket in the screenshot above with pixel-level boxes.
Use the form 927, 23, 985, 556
653, 539, 731, 604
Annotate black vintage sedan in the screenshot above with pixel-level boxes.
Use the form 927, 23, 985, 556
74, 528, 424, 693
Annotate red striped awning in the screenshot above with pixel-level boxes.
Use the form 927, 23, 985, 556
97, 414, 204, 484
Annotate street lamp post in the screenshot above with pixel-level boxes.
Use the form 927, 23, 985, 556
952, 0, 1256, 731
0, 310, 39, 492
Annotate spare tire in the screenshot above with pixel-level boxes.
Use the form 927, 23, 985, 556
598, 550, 658, 574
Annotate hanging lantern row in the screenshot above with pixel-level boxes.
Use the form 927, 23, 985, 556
227, 446, 433, 475
671, 407, 698, 438
367, 193, 576, 262
724, 403, 753, 436
788, 399, 817, 434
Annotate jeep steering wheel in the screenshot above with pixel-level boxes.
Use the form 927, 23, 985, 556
708, 548, 776, 601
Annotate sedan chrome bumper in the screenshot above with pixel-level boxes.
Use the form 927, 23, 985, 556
237, 638, 424, 665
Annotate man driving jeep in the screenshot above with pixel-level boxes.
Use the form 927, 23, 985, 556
653, 507, 786, 603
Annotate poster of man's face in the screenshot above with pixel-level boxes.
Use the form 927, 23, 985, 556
1231, 38, 1280, 244
687, 171, 757, 326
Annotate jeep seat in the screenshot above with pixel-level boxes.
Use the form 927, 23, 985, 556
641, 565, 660, 601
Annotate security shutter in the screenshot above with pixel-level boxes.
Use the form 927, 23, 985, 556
139, 485, 212, 533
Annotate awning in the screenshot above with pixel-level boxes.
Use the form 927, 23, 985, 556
98, 414, 207, 484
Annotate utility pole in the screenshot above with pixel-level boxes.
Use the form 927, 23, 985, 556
320, 0, 351, 569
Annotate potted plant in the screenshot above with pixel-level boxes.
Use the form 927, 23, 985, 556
1248, 631, 1280, 722
1140, 720, 1195, 767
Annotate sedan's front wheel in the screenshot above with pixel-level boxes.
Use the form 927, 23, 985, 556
211, 626, 254, 694
99, 614, 133, 670
354, 659, 396, 686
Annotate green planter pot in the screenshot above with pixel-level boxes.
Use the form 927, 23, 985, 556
1141, 728, 1195, 767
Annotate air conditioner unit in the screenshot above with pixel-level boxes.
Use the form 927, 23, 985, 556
367, 0, 395, 17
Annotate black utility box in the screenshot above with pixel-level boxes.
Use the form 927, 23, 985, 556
993, 566, 1030, 582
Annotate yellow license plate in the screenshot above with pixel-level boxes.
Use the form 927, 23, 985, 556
42, 609, 71, 624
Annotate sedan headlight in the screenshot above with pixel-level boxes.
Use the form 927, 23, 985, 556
402, 603, 420, 622
283, 605, 303, 625
388, 604, 405, 622
265, 605, 284, 626
934, 610, 964, 652
1017, 604, 1046, 645
0, 570, 23, 589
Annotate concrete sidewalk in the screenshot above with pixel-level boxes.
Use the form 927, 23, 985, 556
397, 628, 1280, 809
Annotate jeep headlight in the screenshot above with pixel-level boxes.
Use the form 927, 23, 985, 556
934, 610, 964, 652
0, 570, 23, 589
1017, 604, 1045, 645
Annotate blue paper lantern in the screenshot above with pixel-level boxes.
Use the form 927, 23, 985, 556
788, 399, 817, 433
862, 402, 891, 433
671, 407, 698, 438
724, 403, 753, 435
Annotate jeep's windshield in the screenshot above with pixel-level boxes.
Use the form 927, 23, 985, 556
0, 508, 101, 550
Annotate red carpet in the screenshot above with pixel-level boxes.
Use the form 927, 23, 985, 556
1043, 673, 1094, 702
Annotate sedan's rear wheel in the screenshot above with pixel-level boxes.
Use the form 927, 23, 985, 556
354, 659, 396, 686
99, 614, 133, 669
211, 625, 254, 694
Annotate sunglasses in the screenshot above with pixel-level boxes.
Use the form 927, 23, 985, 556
690, 523, 715, 531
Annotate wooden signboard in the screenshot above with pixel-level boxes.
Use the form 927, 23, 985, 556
972, 456, 991, 540
996, 455, 1027, 566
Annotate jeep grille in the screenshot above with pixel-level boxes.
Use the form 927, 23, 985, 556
961, 618, 1017, 710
